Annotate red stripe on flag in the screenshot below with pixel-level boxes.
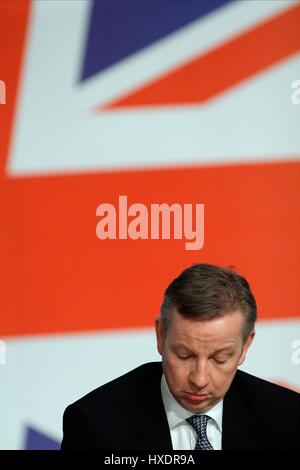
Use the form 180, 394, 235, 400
0, 1, 31, 176
100, 3, 300, 109
0, 161, 299, 337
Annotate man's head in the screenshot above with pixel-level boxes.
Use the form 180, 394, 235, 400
155, 263, 257, 413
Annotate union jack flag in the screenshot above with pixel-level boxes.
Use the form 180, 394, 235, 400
0, 0, 299, 449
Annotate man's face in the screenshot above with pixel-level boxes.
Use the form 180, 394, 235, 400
155, 308, 255, 413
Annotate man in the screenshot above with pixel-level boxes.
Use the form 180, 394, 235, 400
61, 264, 300, 450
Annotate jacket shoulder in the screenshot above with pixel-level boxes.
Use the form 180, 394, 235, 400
234, 369, 300, 408
62, 362, 164, 449
68, 361, 162, 410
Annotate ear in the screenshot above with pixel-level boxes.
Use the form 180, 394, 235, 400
155, 316, 166, 356
238, 330, 255, 366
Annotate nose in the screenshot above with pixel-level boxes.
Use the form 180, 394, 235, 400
188, 359, 210, 390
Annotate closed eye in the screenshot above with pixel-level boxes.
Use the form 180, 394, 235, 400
213, 358, 227, 364
177, 354, 193, 360
212, 355, 232, 364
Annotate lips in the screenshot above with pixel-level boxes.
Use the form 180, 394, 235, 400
183, 392, 211, 402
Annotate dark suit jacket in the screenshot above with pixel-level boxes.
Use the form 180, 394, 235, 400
61, 362, 300, 450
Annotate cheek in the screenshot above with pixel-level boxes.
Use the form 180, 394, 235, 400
211, 361, 239, 390
163, 355, 190, 386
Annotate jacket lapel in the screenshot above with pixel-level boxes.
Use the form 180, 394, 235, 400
222, 372, 256, 450
135, 365, 173, 450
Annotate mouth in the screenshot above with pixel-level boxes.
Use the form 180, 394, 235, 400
182, 392, 211, 402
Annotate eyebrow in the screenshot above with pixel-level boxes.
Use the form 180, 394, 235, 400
213, 347, 234, 354
173, 343, 192, 350
173, 344, 234, 354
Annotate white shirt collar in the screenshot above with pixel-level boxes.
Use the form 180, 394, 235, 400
161, 374, 223, 431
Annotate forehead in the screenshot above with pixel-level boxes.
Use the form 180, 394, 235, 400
166, 309, 244, 347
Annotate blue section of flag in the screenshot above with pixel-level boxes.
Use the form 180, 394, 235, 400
80, 0, 233, 81
24, 426, 60, 450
